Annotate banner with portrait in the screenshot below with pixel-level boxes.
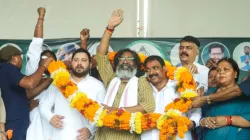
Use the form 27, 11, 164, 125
0, 38, 249, 81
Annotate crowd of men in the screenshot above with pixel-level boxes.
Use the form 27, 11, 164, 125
0, 8, 250, 140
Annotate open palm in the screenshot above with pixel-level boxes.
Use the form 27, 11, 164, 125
108, 9, 124, 29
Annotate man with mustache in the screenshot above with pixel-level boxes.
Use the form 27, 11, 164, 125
141, 55, 201, 140
177, 36, 209, 97
39, 48, 106, 140
94, 9, 155, 140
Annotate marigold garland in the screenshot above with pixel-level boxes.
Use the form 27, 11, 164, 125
48, 52, 198, 140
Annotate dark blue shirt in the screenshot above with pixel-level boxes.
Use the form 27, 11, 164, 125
0, 62, 29, 122
239, 77, 250, 96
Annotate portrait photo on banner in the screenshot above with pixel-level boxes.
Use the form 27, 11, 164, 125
201, 42, 230, 65
233, 42, 250, 71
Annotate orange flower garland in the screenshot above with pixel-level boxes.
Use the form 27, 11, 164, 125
48, 52, 198, 140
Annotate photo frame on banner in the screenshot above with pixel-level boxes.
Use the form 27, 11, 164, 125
233, 42, 250, 71
126, 40, 166, 60
201, 42, 230, 65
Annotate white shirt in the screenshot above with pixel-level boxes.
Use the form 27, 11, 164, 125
39, 74, 106, 140
25, 37, 50, 140
141, 80, 201, 140
25, 38, 43, 76
177, 63, 209, 92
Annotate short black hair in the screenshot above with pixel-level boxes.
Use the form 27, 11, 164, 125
209, 44, 224, 53
71, 48, 91, 62
208, 67, 217, 76
217, 57, 240, 82
244, 46, 250, 49
144, 55, 165, 68
114, 48, 144, 77
180, 35, 200, 48
41, 50, 57, 61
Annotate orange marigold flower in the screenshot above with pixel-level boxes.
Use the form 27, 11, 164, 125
6, 129, 13, 139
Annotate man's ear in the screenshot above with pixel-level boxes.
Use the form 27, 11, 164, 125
90, 62, 92, 69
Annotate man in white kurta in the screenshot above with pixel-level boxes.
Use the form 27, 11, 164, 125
40, 48, 106, 140
141, 55, 201, 140
177, 36, 209, 95
26, 7, 56, 140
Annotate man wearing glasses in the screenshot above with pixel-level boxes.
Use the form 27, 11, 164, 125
94, 9, 155, 140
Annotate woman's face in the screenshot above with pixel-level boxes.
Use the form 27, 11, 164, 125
216, 60, 237, 86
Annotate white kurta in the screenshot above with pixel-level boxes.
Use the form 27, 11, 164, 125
25, 37, 51, 140
39, 74, 106, 140
141, 80, 201, 140
177, 63, 209, 92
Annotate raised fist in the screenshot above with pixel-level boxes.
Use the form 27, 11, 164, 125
107, 9, 124, 29
80, 28, 90, 41
37, 7, 46, 18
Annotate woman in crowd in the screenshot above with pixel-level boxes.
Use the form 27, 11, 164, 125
201, 57, 250, 140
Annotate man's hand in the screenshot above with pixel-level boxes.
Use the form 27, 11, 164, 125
77, 128, 91, 140
29, 99, 39, 111
206, 58, 217, 69
185, 64, 198, 74
50, 115, 64, 129
189, 96, 206, 109
107, 9, 124, 29
101, 104, 118, 114
37, 7, 46, 18
39, 57, 54, 69
80, 28, 90, 42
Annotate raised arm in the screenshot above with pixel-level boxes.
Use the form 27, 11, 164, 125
98, 9, 123, 55
26, 78, 52, 100
34, 7, 45, 38
25, 7, 46, 76
20, 57, 53, 89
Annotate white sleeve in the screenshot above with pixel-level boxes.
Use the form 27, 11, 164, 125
186, 108, 202, 127
97, 83, 106, 103
197, 65, 209, 92
25, 37, 44, 76
39, 85, 56, 123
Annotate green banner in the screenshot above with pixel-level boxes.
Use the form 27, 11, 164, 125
1, 38, 249, 82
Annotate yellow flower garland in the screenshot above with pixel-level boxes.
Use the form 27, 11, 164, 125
48, 53, 198, 140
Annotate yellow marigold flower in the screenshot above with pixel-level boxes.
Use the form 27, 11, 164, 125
166, 109, 182, 117
180, 89, 198, 98
135, 112, 142, 134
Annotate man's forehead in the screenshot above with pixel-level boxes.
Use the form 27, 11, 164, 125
146, 60, 161, 68
121, 52, 133, 57
73, 52, 89, 58
211, 47, 222, 52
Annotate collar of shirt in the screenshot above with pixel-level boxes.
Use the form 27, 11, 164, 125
150, 80, 176, 93
70, 74, 90, 85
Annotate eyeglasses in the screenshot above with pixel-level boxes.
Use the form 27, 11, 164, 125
118, 57, 135, 61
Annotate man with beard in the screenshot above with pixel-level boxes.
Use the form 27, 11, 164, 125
141, 55, 201, 140
241, 46, 250, 71
177, 36, 209, 96
94, 9, 155, 140
39, 48, 106, 140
